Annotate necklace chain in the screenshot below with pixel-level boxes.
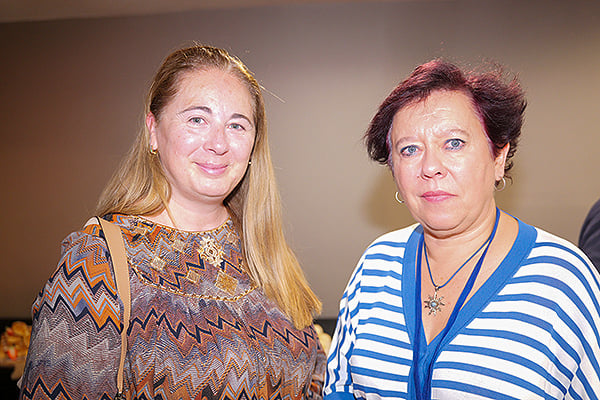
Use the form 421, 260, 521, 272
423, 211, 500, 316
425, 234, 492, 291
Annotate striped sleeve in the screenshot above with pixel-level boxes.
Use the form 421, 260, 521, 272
324, 228, 415, 399
324, 254, 363, 397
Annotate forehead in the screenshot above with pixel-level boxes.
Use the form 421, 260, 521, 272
391, 90, 484, 137
172, 68, 254, 107
395, 90, 479, 123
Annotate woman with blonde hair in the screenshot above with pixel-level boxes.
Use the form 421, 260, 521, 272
20, 44, 324, 399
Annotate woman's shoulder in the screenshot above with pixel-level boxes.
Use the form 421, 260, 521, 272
32, 217, 121, 324
340, 225, 419, 305
517, 221, 599, 286
58, 219, 108, 262
73, 214, 144, 247
365, 223, 420, 252
509, 217, 586, 262
59, 214, 131, 249
56, 213, 143, 292
52, 216, 118, 280
529, 224, 591, 264
351, 224, 420, 276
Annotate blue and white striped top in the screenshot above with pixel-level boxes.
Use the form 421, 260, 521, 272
324, 218, 600, 399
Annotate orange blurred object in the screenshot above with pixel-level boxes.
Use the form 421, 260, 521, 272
0, 321, 31, 363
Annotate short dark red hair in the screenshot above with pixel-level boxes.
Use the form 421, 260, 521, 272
365, 59, 526, 176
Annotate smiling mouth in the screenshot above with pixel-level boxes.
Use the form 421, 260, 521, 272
197, 163, 228, 175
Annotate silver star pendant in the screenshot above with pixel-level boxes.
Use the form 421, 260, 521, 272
424, 290, 445, 316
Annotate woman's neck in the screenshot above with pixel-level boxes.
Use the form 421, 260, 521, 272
146, 200, 229, 232
423, 208, 500, 267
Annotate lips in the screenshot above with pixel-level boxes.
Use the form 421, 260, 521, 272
197, 162, 228, 176
421, 190, 454, 202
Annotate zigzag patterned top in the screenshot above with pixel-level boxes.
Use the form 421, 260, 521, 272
20, 214, 325, 399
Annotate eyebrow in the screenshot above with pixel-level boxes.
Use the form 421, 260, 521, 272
398, 127, 469, 140
178, 106, 253, 127
393, 136, 417, 147
231, 113, 254, 127
446, 128, 469, 136
179, 105, 211, 115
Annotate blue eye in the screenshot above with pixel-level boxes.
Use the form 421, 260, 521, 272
189, 117, 205, 124
229, 123, 244, 131
400, 145, 419, 157
446, 138, 465, 150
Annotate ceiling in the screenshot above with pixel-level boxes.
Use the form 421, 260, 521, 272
0, 0, 411, 23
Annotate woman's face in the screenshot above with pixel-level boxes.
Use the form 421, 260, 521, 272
389, 90, 508, 237
147, 68, 255, 210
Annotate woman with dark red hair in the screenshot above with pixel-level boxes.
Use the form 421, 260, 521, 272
325, 59, 600, 399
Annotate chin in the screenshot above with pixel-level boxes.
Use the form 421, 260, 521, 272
417, 215, 462, 235
190, 187, 231, 203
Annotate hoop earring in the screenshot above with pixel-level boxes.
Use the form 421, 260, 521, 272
495, 177, 506, 191
395, 192, 404, 204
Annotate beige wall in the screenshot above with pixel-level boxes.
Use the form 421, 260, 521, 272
1, 0, 599, 318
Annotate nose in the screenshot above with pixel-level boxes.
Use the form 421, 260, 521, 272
420, 149, 446, 179
204, 125, 228, 155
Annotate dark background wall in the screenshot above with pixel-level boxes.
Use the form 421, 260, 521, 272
1, 0, 599, 319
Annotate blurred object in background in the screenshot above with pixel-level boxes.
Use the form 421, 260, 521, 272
314, 323, 332, 354
0, 320, 31, 380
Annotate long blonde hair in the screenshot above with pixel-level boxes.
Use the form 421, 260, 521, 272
96, 45, 321, 328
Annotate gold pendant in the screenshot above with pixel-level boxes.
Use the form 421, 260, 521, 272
424, 289, 445, 316
199, 237, 225, 266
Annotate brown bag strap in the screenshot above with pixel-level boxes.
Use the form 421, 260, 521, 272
93, 217, 131, 399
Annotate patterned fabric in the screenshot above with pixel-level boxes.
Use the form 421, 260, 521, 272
324, 217, 600, 399
20, 214, 325, 400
